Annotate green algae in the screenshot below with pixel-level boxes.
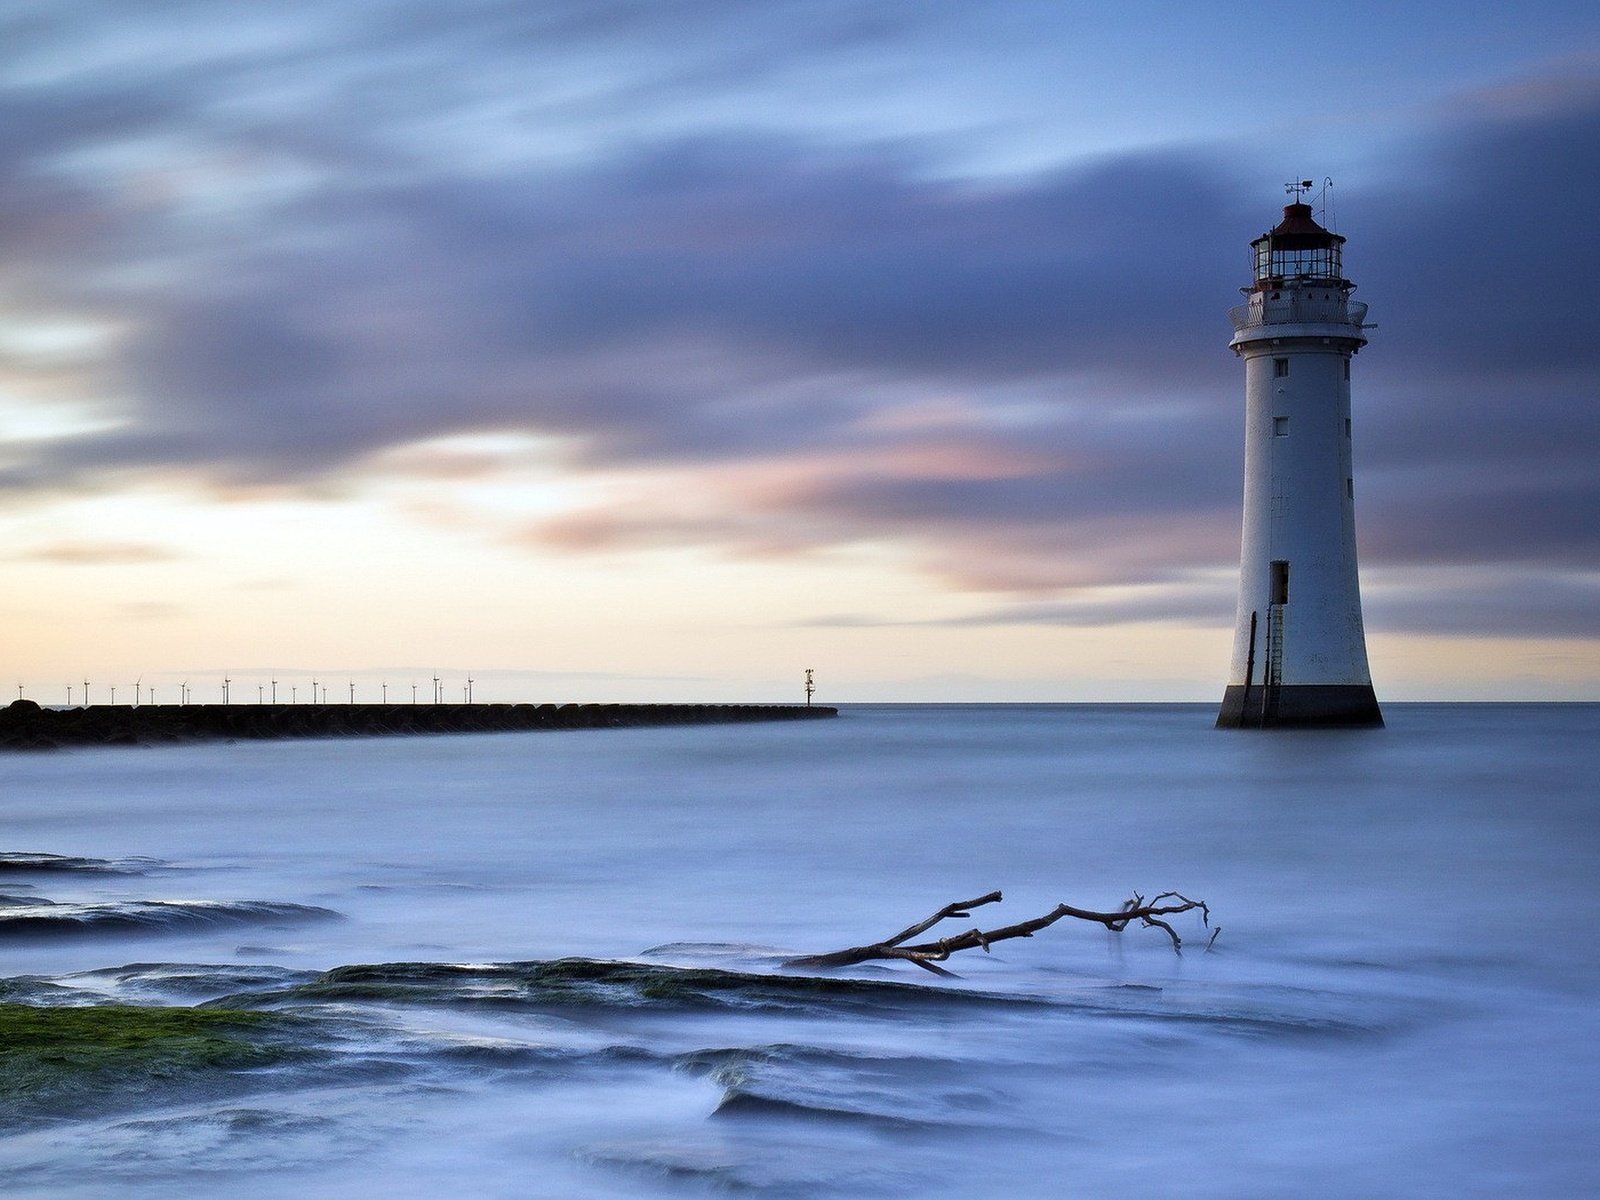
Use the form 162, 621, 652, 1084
0, 1002, 309, 1122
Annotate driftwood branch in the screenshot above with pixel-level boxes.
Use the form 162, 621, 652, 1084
783, 890, 1215, 976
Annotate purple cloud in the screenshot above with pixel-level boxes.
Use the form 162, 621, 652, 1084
0, 5, 1596, 636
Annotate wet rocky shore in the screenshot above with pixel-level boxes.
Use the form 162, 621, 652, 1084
0, 698, 836, 751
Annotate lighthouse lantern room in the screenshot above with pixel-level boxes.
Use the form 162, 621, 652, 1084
1216, 185, 1382, 728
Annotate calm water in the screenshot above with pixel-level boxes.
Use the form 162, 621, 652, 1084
2, 703, 1597, 1197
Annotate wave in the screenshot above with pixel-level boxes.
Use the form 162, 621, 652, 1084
222, 957, 1047, 1015
637, 941, 792, 959
711, 1088, 937, 1130
576, 1132, 879, 1195
0, 976, 92, 1004
0, 900, 342, 942
202, 956, 1385, 1042
673, 1041, 1000, 1134
0, 852, 166, 875
673, 1042, 957, 1078
65, 962, 321, 999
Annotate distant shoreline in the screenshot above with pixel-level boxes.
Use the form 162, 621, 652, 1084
0, 699, 837, 751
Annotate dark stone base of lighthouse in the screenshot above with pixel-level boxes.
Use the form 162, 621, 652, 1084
1216, 684, 1383, 729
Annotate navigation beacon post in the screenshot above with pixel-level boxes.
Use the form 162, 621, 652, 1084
1217, 187, 1382, 728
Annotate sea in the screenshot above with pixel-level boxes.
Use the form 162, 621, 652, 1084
2, 703, 1597, 1198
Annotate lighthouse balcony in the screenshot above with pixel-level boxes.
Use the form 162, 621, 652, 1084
1230, 294, 1367, 332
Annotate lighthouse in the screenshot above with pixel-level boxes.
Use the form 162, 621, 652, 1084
1216, 186, 1382, 728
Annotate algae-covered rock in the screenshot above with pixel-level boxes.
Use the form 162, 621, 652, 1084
0, 1002, 309, 1123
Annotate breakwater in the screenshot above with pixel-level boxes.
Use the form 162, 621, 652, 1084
0, 699, 837, 751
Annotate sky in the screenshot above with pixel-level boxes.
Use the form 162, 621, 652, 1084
2, 0, 1598, 704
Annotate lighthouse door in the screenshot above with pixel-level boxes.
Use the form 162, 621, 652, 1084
1261, 562, 1289, 724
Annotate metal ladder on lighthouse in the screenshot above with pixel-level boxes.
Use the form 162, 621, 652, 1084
1260, 604, 1285, 725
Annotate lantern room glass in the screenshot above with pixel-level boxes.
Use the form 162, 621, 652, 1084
1254, 240, 1343, 283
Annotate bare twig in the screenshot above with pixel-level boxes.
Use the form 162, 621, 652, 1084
879, 891, 1003, 948
783, 890, 1214, 975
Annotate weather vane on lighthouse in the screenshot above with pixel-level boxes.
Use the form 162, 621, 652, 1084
1216, 184, 1382, 727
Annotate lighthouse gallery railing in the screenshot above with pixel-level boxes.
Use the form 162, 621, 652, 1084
1229, 297, 1368, 331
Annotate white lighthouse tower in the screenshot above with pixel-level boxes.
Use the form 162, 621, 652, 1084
1217, 185, 1382, 728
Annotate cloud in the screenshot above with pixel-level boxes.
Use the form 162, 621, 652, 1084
14, 540, 183, 565
1343, 71, 1600, 580
0, 7, 1596, 634
116, 601, 185, 621
1365, 568, 1600, 639
805, 583, 1234, 630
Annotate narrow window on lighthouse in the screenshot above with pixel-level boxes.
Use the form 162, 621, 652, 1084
1270, 561, 1290, 605
1345, 418, 1352, 438
1344, 360, 1351, 380
1347, 478, 1354, 499
1273, 417, 1289, 436
1274, 358, 1290, 377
